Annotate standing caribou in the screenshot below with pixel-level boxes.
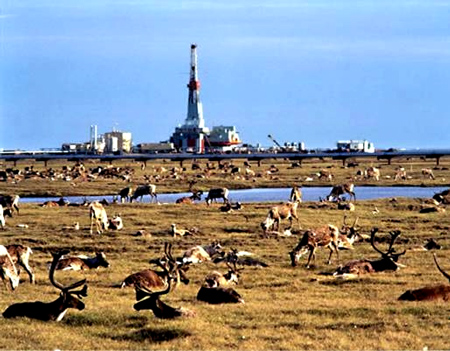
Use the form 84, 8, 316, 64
290, 224, 340, 268
3, 250, 88, 321
89, 201, 109, 234
399, 254, 450, 301
261, 202, 299, 233
205, 188, 229, 205
0, 245, 20, 290
327, 182, 356, 202
131, 184, 157, 203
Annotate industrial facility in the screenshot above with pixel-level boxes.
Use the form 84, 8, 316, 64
62, 125, 132, 154
61, 44, 241, 155
170, 44, 241, 153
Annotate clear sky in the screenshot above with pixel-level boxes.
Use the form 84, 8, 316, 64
1, 0, 449, 151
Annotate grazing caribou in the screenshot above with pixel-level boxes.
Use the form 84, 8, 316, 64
290, 224, 340, 268
327, 182, 356, 202
89, 201, 109, 234
261, 202, 299, 232
2, 250, 88, 321
333, 228, 406, 277
6, 244, 35, 283
131, 184, 157, 203
118, 186, 133, 203
0, 245, 20, 290
0, 195, 20, 214
0, 204, 13, 229
399, 254, 450, 301
54, 252, 110, 271
364, 167, 380, 181
422, 168, 435, 180
205, 188, 229, 205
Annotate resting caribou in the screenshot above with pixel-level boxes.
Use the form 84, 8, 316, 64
333, 228, 406, 277
54, 252, 110, 271
399, 254, 450, 301
3, 250, 88, 321
122, 243, 190, 291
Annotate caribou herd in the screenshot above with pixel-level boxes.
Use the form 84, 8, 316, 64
0, 160, 449, 326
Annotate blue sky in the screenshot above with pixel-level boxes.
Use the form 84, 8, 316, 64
1, 0, 450, 150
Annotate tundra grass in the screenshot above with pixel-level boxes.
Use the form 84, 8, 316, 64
0, 198, 449, 350
1, 157, 450, 197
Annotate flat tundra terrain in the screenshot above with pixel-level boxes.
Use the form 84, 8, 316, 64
0, 158, 448, 350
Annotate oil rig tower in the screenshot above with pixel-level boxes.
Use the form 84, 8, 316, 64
171, 44, 209, 153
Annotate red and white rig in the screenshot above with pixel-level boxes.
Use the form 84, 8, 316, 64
171, 44, 241, 153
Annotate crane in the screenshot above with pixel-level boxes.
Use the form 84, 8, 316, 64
267, 134, 285, 152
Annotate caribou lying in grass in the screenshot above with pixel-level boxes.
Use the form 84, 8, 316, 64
54, 252, 110, 271
399, 254, 450, 301
134, 279, 196, 319
131, 243, 195, 319
333, 228, 406, 278
122, 243, 190, 291
3, 250, 88, 321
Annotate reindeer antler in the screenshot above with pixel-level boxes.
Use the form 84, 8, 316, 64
49, 250, 87, 292
433, 253, 450, 282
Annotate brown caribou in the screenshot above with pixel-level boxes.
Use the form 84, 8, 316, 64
399, 254, 450, 301
333, 228, 406, 277
3, 250, 88, 321
327, 182, 356, 202
261, 202, 299, 232
290, 224, 340, 268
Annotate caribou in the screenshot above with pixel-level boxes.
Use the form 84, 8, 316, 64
6, 244, 35, 284
118, 186, 133, 203
422, 168, 435, 180
131, 184, 157, 203
122, 243, 190, 291
0, 245, 20, 290
89, 201, 109, 234
205, 188, 229, 205
364, 167, 380, 181
54, 252, 110, 271
327, 182, 356, 202
3, 250, 88, 321
289, 186, 302, 203
134, 278, 195, 319
261, 202, 299, 233
333, 228, 406, 277
290, 224, 340, 268
399, 254, 450, 301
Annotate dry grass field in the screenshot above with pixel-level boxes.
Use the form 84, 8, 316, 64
0, 195, 448, 350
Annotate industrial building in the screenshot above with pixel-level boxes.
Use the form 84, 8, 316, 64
170, 44, 241, 153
